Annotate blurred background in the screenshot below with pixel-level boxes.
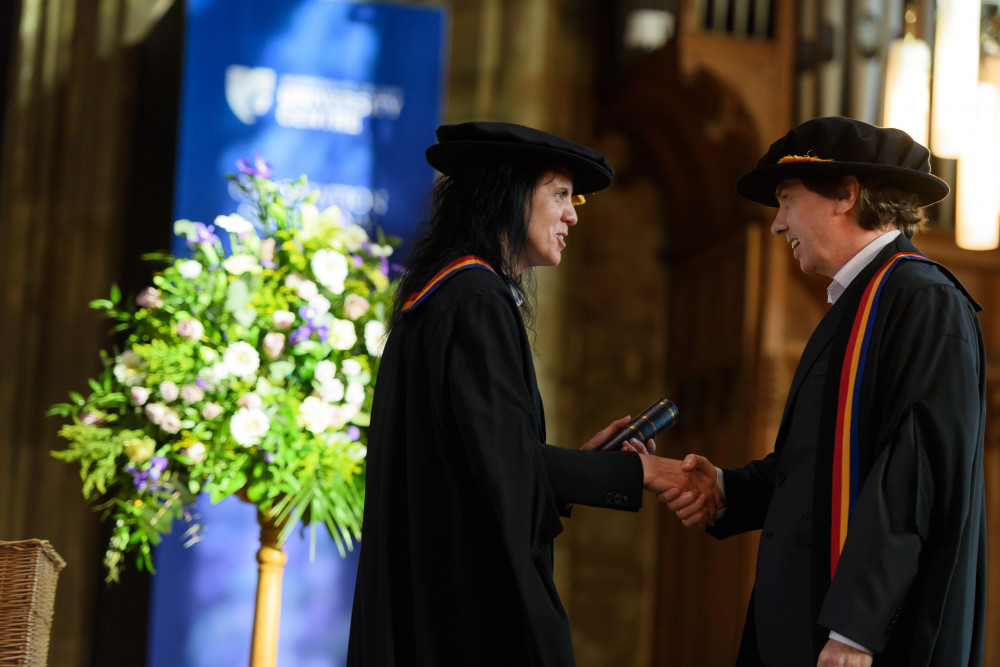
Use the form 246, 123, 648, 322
1, 0, 998, 665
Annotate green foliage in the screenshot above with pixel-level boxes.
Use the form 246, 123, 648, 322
49, 162, 397, 583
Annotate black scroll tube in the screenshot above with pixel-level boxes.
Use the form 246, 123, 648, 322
597, 399, 679, 451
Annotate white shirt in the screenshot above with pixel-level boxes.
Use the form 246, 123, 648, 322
826, 229, 901, 304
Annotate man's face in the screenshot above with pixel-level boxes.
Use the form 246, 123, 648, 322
770, 179, 847, 278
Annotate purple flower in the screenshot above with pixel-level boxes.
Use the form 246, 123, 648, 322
264, 452, 275, 464
289, 325, 312, 347
236, 152, 272, 179
380, 257, 390, 277
347, 425, 361, 442
192, 222, 219, 245
351, 254, 363, 268
299, 305, 318, 322
148, 456, 168, 481
126, 456, 169, 492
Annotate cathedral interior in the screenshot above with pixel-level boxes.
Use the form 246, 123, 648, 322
1, 0, 998, 665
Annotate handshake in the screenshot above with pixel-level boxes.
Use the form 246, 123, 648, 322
582, 414, 722, 529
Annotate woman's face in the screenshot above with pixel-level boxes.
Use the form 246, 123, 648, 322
522, 167, 578, 271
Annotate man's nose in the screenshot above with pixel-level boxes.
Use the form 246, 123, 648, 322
770, 212, 785, 236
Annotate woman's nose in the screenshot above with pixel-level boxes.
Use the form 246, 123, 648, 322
565, 205, 578, 225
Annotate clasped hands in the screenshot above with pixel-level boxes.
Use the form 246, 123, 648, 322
583, 416, 722, 528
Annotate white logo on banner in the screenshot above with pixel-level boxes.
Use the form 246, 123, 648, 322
224, 67, 405, 135
275, 74, 404, 135
225, 65, 277, 125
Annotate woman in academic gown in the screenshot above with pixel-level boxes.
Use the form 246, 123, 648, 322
346, 121, 720, 666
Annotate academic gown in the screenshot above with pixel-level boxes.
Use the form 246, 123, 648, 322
347, 261, 644, 667
708, 236, 987, 666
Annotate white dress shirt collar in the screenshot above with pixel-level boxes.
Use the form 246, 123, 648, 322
827, 229, 901, 304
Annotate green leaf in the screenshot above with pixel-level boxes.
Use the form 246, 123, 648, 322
225, 276, 257, 328
245, 481, 266, 502
349, 412, 371, 427
173, 219, 198, 240
268, 361, 295, 381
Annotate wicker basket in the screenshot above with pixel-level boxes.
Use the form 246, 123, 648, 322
0, 540, 67, 666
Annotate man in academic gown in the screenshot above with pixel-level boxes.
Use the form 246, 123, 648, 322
667, 117, 987, 666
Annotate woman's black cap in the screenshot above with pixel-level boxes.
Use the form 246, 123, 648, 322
425, 121, 614, 195
736, 116, 949, 207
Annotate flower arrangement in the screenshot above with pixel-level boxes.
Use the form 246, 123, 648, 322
49, 155, 396, 582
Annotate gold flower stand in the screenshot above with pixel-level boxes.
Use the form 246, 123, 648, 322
249, 510, 287, 667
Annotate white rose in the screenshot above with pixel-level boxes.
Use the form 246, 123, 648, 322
314, 360, 337, 382
364, 320, 386, 357
298, 396, 333, 434
158, 381, 179, 402
296, 279, 319, 301
262, 332, 285, 360
113, 350, 145, 386
159, 409, 182, 434
214, 213, 255, 235
309, 294, 332, 316
199, 362, 229, 388
177, 318, 205, 341
272, 310, 295, 330
329, 403, 356, 429
341, 224, 369, 252
311, 249, 348, 295
345, 382, 366, 406
328, 318, 358, 351
201, 403, 224, 420
184, 441, 206, 463
223, 342, 260, 379
343, 294, 371, 320
341, 359, 362, 376
144, 403, 167, 425
317, 378, 345, 403
177, 260, 203, 280
223, 254, 261, 275
237, 392, 263, 411
130, 386, 150, 406
230, 407, 270, 446
180, 384, 204, 403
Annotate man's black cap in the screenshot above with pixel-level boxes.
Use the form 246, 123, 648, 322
736, 116, 949, 207
425, 121, 614, 195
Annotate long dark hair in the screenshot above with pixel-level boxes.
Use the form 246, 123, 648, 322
390, 157, 547, 329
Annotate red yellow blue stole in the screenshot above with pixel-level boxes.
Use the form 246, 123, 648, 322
400, 255, 497, 314
830, 251, 934, 578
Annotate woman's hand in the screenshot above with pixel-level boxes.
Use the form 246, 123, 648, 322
579, 416, 656, 454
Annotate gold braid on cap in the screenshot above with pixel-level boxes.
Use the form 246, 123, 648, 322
777, 152, 834, 164
571, 194, 586, 206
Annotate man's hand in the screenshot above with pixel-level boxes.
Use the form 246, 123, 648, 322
659, 454, 722, 529
640, 454, 722, 526
817, 638, 873, 667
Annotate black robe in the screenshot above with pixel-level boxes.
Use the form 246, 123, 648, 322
709, 236, 987, 666
347, 261, 644, 666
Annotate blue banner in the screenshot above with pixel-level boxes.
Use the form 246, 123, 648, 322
150, 2, 446, 665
